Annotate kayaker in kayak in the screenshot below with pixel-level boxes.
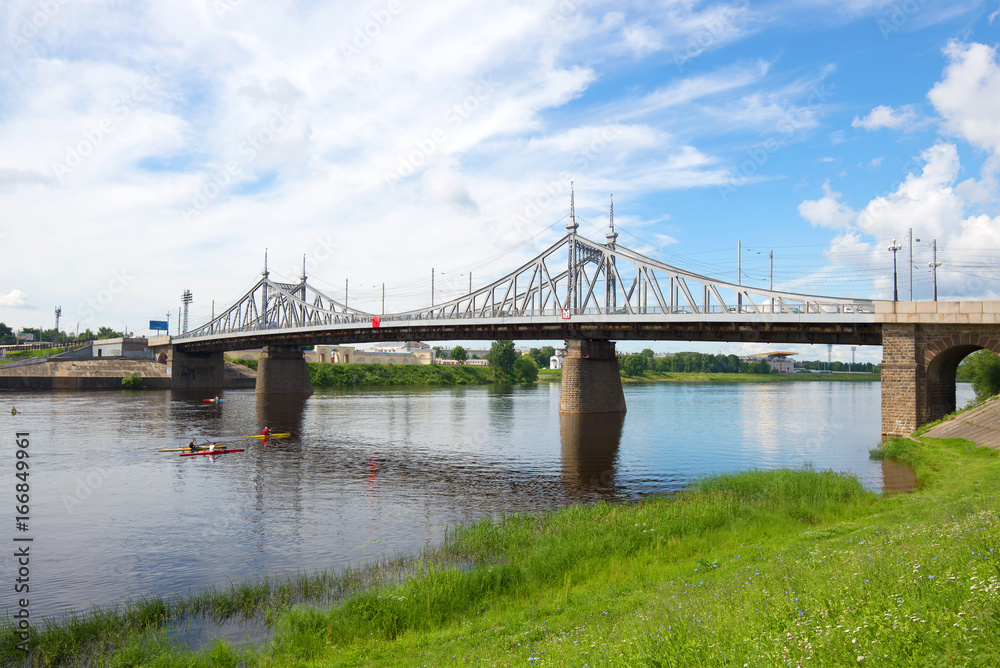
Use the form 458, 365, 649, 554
188, 439, 201, 452
208, 442, 217, 452
262, 427, 271, 437
10, 406, 18, 415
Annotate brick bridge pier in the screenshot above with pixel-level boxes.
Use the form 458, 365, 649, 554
878, 302, 1000, 438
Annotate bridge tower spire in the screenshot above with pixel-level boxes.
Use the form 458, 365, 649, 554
606, 194, 617, 312
299, 254, 308, 301
566, 182, 578, 311
261, 249, 269, 328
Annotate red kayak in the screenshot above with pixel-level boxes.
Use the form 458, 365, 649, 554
179, 448, 244, 457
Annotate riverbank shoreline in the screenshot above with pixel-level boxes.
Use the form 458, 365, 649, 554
622, 370, 881, 383
0, 356, 879, 391
5, 415, 996, 666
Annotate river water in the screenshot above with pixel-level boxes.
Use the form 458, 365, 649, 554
0, 380, 975, 622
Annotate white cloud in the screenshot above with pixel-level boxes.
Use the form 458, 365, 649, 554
798, 181, 857, 229
0, 290, 28, 308
928, 41, 1000, 158
811, 142, 1000, 300
851, 104, 921, 131
622, 24, 663, 57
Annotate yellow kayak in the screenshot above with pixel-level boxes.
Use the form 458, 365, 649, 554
240, 433, 291, 439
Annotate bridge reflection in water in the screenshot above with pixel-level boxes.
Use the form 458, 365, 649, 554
560, 412, 625, 498
254, 393, 308, 437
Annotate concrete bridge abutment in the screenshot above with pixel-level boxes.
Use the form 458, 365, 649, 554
256, 345, 314, 396
559, 339, 627, 414
164, 348, 225, 390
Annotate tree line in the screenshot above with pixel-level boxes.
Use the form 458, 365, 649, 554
0, 323, 128, 345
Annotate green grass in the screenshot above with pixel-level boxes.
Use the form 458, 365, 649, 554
8, 431, 999, 666
3, 347, 65, 359
625, 371, 881, 383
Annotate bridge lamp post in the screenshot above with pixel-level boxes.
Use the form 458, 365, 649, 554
887, 239, 902, 301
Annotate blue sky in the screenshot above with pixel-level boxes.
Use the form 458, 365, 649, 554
1, 1, 998, 362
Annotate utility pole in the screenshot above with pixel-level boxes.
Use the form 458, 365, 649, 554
908, 227, 913, 301
345, 278, 348, 309
381, 282, 385, 315
929, 239, 941, 301
737, 240, 742, 312
431, 268, 435, 306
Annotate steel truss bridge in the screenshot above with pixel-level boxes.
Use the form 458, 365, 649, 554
176, 212, 882, 352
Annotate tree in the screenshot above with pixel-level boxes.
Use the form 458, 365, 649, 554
97, 326, 125, 339
963, 349, 1000, 401
487, 340, 518, 380
621, 354, 648, 377
528, 346, 555, 368
515, 356, 539, 383
450, 345, 468, 362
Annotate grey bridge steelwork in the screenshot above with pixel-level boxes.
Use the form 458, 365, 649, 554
176, 215, 881, 353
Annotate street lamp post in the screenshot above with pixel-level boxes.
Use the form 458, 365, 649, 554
888, 238, 902, 301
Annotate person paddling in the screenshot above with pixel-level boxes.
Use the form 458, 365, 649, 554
262, 426, 271, 437
10, 406, 18, 415
188, 438, 201, 452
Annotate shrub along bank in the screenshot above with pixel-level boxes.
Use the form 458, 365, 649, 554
6, 432, 999, 667
307, 362, 495, 387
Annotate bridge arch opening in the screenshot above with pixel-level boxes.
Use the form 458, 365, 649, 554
924, 340, 1000, 422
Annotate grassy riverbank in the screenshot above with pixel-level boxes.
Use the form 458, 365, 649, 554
5, 432, 998, 667
624, 370, 881, 383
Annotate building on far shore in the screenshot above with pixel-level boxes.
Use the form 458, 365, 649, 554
229, 345, 355, 364
550, 349, 565, 369
741, 351, 797, 373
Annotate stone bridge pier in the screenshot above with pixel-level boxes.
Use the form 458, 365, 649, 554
559, 339, 627, 414
149, 339, 312, 395
879, 303, 1000, 438
255, 345, 314, 396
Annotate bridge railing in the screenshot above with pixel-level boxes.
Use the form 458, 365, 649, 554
378, 302, 875, 322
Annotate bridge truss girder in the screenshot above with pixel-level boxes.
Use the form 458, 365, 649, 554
178, 230, 875, 345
